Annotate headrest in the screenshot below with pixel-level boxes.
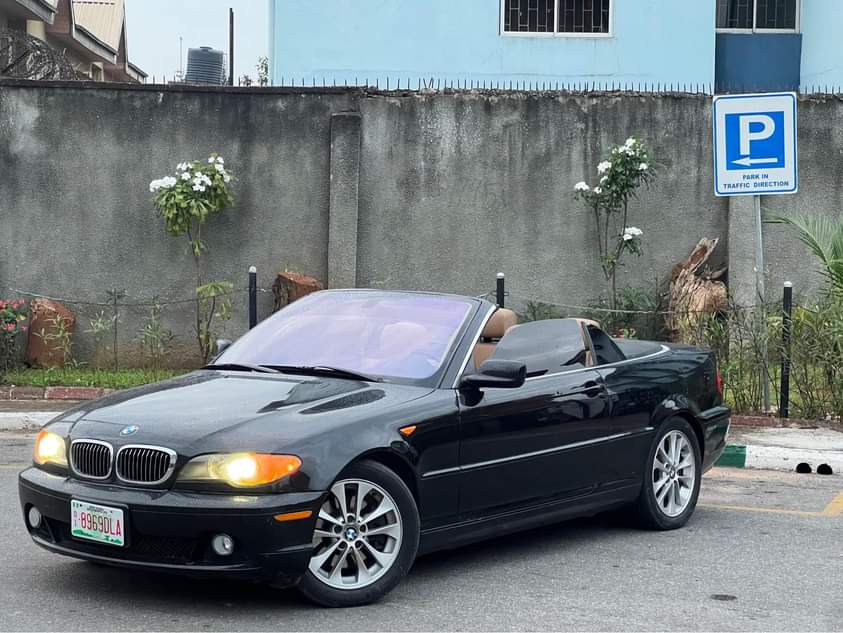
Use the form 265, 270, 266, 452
482, 308, 518, 339
572, 317, 601, 329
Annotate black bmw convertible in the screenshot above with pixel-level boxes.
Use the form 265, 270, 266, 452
19, 289, 729, 606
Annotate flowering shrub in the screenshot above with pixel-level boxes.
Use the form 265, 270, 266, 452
150, 154, 235, 363
151, 155, 234, 257
0, 299, 29, 371
574, 137, 655, 309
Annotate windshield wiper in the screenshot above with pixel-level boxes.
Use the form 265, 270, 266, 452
264, 365, 382, 383
203, 362, 281, 374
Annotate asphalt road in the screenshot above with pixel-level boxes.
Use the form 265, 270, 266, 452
1, 432, 842, 632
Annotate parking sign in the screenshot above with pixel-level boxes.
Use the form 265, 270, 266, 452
713, 92, 797, 196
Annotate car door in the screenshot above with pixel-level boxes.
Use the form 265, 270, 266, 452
456, 319, 613, 519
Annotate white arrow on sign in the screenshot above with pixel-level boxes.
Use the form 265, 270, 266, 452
731, 156, 779, 166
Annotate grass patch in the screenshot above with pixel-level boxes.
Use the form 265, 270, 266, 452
2, 368, 190, 390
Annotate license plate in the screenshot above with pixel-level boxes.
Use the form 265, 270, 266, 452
71, 500, 125, 547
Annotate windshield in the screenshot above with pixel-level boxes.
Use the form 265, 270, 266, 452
215, 291, 475, 383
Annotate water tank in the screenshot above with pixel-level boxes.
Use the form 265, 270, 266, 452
184, 46, 226, 85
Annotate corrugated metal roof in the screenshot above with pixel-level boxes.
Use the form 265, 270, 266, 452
72, 0, 124, 52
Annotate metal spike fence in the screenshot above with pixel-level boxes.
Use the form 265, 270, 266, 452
140, 74, 843, 98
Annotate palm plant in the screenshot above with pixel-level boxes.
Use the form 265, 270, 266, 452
767, 213, 843, 293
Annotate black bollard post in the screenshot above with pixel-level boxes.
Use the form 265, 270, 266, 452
248, 266, 257, 329
780, 281, 793, 418
496, 272, 505, 308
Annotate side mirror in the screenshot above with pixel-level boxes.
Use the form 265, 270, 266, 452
460, 359, 526, 390
215, 339, 233, 356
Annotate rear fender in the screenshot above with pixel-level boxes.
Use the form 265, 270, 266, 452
650, 395, 706, 457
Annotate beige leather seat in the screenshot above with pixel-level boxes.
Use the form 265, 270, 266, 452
472, 308, 518, 369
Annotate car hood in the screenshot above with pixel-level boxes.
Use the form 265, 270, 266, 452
56, 370, 433, 455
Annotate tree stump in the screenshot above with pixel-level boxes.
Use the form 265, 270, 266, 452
26, 298, 76, 367
667, 238, 728, 342
272, 272, 323, 312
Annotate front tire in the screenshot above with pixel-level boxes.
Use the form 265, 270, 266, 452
634, 418, 701, 530
298, 460, 419, 607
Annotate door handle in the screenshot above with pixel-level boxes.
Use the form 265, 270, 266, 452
556, 382, 606, 398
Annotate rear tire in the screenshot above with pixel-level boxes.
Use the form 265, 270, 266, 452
634, 418, 701, 530
297, 460, 419, 607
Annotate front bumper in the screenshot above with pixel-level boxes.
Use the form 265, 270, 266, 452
18, 467, 323, 585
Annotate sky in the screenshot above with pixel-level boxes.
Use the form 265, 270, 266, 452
124, 0, 269, 83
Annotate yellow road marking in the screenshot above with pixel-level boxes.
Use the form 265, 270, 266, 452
821, 491, 843, 517
700, 490, 843, 518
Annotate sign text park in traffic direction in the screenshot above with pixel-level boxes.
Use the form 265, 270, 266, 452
713, 92, 798, 196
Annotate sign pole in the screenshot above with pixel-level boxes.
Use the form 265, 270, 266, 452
753, 194, 771, 412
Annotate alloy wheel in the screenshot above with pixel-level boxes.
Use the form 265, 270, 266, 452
309, 478, 403, 590
651, 430, 696, 518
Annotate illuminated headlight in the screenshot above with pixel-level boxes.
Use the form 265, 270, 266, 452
34, 430, 68, 468
177, 453, 301, 488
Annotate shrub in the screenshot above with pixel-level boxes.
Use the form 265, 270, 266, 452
0, 299, 29, 372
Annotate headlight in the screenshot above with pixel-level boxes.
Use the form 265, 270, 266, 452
177, 453, 301, 488
34, 430, 68, 468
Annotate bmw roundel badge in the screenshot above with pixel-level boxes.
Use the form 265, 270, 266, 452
120, 425, 139, 436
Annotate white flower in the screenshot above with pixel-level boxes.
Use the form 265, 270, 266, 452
150, 176, 177, 192
622, 233, 634, 241
600, 175, 608, 184
639, 162, 648, 171
574, 181, 590, 192
176, 162, 189, 171
192, 183, 206, 192
223, 174, 231, 183
623, 226, 643, 241
597, 161, 612, 174
593, 186, 602, 195
215, 163, 226, 174
208, 157, 215, 164
625, 137, 635, 147
181, 172, 191, 181
216, 156, 224, 164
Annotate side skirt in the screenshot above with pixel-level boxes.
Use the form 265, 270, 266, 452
417, 483, 641, 556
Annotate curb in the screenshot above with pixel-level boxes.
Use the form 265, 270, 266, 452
715, 443, 843, 475
0, 386, 112, 401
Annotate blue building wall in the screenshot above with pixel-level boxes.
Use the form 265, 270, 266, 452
269, 0, 715, 88
800, 0, 843, 89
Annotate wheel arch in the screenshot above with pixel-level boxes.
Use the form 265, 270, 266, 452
651, 396, 706, 461
342, 448, 420, 505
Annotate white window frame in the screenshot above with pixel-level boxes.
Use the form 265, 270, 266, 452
500, 0, 614, 39
715, 0, 800, 34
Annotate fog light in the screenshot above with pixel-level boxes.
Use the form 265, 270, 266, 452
28, 506, 42, 529
211, 533, 234, 556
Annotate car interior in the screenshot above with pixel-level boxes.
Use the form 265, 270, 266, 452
469, 309, 662, 377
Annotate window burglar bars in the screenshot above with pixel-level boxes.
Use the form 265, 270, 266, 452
502, 0, 612, 36
716, 0, 799, 32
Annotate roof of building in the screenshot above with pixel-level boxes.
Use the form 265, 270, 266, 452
71, 0, 123, 53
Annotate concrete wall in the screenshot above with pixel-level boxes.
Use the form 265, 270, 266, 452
269, 0, 715, 88
0, 81, 839, 365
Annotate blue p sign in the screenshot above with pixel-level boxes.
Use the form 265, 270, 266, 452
725, 111, 785, 170
713, 92, 797, 196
